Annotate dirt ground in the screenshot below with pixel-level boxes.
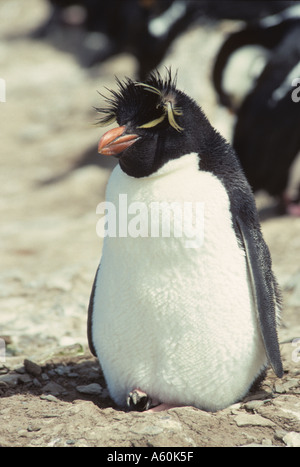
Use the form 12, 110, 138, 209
0, 0, 299, 448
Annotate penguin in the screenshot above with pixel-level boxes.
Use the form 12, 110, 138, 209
232, 25, 300, 216
87, 70, 283, 413
213, 4, 300, 111
212, 5, 300, 215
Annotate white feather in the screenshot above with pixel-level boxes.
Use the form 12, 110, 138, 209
92, 153, 267, 411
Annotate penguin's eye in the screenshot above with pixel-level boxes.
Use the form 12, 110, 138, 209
135, 82, 184, 132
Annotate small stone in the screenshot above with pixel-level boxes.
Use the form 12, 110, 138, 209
33, 378, 42, 387
228, 402, 242, 414
283, 432, 300, 447
18, 374, 32, 384
76, 383, 103, 395
0, 366, 9, 375
55, 365, 71, 376
273, 382, 286, 394
283, 379, 299, 391
243, 400, 266, 412
0, 373, 19, 387
274, 429, 288, 441
24, 359, 42, 377
234, 413, 275, 427
66, 439, 76, 445
27, 423, 41, 432
67, 372, 79, 378
40, 394, 59, 402
42, 381, 66, 396
261, 438, 273, 446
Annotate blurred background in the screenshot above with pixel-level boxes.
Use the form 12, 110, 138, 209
1, 0, 299, 363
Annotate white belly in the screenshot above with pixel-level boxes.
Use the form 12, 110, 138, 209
92, 153, 267, 411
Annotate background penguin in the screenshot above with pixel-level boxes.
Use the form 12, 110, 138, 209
32, 0, 292, 80
87, 70, 283, 412
212, 4, 300, 215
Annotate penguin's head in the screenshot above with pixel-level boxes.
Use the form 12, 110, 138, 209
96, 70, 212, 177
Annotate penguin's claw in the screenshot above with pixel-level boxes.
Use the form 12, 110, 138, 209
126, 388, 154, 411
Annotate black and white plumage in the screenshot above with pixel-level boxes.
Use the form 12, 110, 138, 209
34, 1, 293, 80
213, 5, 300, 214
88, 70, 283, 412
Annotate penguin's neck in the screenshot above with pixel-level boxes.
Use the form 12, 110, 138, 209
106, 152, 206, 208
116, 152, 200, 182
148, 152, 200, 178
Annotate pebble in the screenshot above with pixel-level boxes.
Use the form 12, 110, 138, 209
54, 365, 78, 378
42, 381, 66, 396
33, 378, 42, 387
283, 379, 299, 391
283, 432, 300, 447
273, 382, 286, 394
243, 400, 268, 412
66, 439, 76, 445
40, 394, 59, 403
0, 365, 9, 375
76, 383, 103, 395
24, 359, 42, 377
274, 429, 288, 441
27, 423, 41, 432
234, 414, 275, 427
0, 373, 19, 387
18, 374, 32, 384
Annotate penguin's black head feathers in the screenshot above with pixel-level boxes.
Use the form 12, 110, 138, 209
96, 69, 214, 177
96, 70, 184, 132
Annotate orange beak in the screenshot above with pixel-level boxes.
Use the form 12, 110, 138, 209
98, 125, 140, 156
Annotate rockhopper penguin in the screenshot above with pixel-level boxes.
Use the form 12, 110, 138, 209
88, 70, 283, 412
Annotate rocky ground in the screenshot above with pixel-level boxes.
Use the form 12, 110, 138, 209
0, 0, 299, 448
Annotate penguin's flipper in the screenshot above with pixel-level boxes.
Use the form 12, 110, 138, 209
236, 216, 283, 378
87, 266, 100, 357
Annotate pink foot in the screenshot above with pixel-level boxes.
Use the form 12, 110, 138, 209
286, 202, 300, 216
282, 193, 300, 216
147, 403, 182, 413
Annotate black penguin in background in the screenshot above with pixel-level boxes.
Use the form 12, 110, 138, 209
87, 70, 283, 412
213, 5, 300, 215
233, 25, 300, 215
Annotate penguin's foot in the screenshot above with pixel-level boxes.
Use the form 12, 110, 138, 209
281, 193, 300, 216
127, 388, 156, 411
126, 388, 182, 412
147, 403, 182, 413
286, 202, 300, 216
